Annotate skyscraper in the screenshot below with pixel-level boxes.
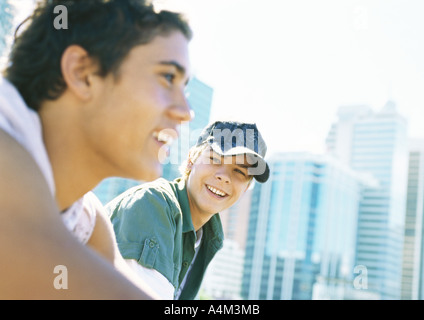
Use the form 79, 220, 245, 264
401, 139, 424, 300
326, 101, 409, 299
200, 239, 245, 299
242, 152, 367, 300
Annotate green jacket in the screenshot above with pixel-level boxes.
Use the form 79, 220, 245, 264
107, 177, 224, 300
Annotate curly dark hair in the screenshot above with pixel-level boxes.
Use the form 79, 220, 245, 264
3, 0, 192, 111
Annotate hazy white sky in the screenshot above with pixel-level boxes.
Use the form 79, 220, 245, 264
160, 0, 424, 155
8, 0, 424, 156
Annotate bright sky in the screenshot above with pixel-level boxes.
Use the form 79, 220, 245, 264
157, 0, 424, 156
9, 0, 424, 156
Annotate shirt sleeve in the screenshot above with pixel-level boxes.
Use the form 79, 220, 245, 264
125, 259, 175, 300
107, 186, 181, 289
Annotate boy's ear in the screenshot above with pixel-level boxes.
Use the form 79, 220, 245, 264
60, 45, 98, 101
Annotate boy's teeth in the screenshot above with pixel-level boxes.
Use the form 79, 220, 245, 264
154, 131, 173, 145
207, 185, 226, 197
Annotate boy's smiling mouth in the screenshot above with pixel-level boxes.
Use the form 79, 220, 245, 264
206, 184, 228, 198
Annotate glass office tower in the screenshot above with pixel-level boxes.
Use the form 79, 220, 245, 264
401, 140, 424, 300
326, 102, 409, 299
242, 153, 367, 300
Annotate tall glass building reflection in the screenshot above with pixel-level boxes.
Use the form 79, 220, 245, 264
401, 139, 424, 300
242, 153, 369, 300
326, 102, 409, 299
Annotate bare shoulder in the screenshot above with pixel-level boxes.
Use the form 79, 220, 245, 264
0, 130, 154, 299
0, 129, 58, 221
0, 129, 67, 297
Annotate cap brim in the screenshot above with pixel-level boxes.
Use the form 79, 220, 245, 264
210, 143, 270, 183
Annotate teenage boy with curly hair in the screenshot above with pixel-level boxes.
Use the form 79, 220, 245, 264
0, 0, 192, 299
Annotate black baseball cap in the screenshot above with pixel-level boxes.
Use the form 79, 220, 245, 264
196, 120, 270, 183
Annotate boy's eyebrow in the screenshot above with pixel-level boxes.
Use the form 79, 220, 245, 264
158, 60, 190, 85
158, 60, 187, 76
210, 150, 252, 169
235, 163, 252, 171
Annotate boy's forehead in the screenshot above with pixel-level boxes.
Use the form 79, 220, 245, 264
203, 148, 251, 166
148, 32, 190, 66
121, 32, 190, 72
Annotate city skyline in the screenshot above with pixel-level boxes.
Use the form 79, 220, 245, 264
241, 103, 415, 300
3, 0, 424, 300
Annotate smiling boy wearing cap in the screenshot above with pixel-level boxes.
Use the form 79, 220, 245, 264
106, 120, 270, 300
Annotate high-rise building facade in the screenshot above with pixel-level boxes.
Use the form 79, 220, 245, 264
401, 139, 424, 300
242, 152, 367, 300
326, 101, 409, 299
200, 239, 245, 300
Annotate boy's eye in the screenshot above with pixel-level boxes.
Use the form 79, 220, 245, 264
235, 168, 247, 177
210, 156, 221, 164
163, 73, 176, 84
